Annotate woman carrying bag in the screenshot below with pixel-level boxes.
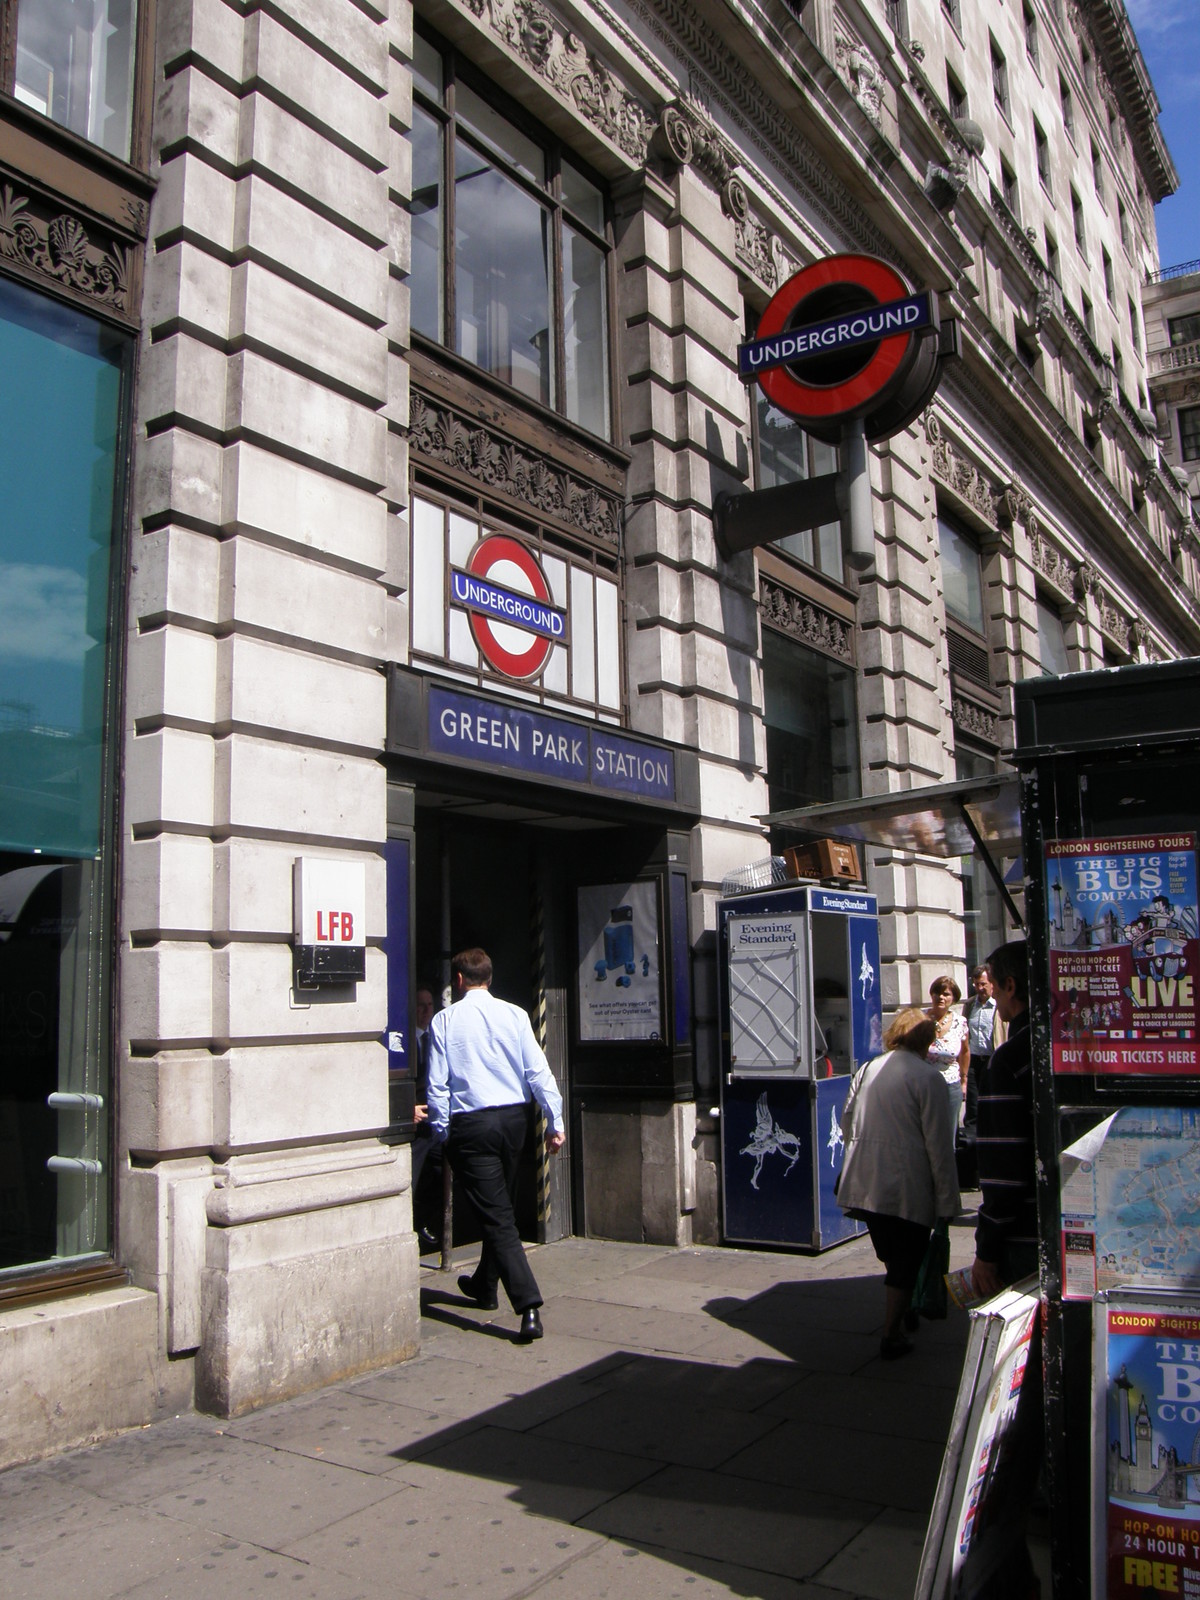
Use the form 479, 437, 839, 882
836, 1008, 961, 1358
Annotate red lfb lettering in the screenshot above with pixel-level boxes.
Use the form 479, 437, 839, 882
340, 912, 354, 941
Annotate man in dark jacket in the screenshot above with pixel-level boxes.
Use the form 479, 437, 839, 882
971, 939, 1038, 1299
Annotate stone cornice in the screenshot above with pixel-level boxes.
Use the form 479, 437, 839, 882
0, 180, 137, 324
408, 389, 623, 548
759, 576, 854, 663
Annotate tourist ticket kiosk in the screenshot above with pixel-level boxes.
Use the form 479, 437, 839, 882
717, 881, 882, 1250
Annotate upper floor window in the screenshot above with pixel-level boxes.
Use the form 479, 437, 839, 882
1035, 120, 1051, 192
1001, 158, 1019, 218
1060, 74, 1075, 140
1129, 296, 1141, 355
1023, 3, 1039, 67
947, 70, 967, 121
1169, 313, 1200, 348
1046, 230, 1060, 284
1102, 248, 1114, 302
752, 382, 843, 584
1037, 596, 1070, 677
408, 29, 612, 441
1071, 187, 1087, 257
1179, 406, 1200, 462
8, 0, 137, 159
1091, 141, 1105, 203
1118, 198, 1130, 252
943, 0, 961, 32
939, 514, 990, 687
991, 38, 1009, 118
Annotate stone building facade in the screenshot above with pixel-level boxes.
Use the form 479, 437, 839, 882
2, 0, 1198, 1463
1144, 261, 1200, 521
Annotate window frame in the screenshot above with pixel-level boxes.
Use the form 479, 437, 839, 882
990, 36, 1010, 120
1168, 313, 1200, 349
0, 0, 156, 170
1179, 405, 1200, 463
408, 26, 617, 444
938, 511, 991, 692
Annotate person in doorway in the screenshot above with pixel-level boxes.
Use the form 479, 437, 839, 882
971, 940, 1037, 1298
924, 975, 971, 1147
410, 985, 442, 1254
958, 965, 1004, 1189
836, 1008, 960, 1358
426, 948, 565, 1342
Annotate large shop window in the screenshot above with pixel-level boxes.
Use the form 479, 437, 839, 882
7, 0, 137, 159
762, 628, 860, 818
408, 30, 612, 441
0, 275, 127, 1277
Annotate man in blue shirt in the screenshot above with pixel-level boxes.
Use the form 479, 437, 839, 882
426, 947, 565, 1341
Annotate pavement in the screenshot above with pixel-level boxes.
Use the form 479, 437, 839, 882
0, 1206, 987, 1600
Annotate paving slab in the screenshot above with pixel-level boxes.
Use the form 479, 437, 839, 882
524, 1536, 848, 1600
390, 1422, 663, 1523
116, 1538, 372, 1600
531, 1387, 782, 1470
577, 1462, 871, 1580
576, 1351, 803, 1413
763, 1369, 959, 1444
283, 1481, 607, 1600
812, 1507, 930, 1600
223, 1386, 482, 1472
721, 1417, 946, 1516
140, 1443, 407, 1545
350, 1347, 634, 1421
539, 1295, 724, 1355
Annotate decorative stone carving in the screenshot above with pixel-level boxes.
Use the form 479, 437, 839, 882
1029, 526, 1076, 600
0, 185, 131, 316
835, 32, 884, 125
924, 413, 1000, 529
759, 578, 853, 663
952, 694, 1001, 747
462, 0, 656, 162
1075, 560, 1100, 601
997, 481, 1030, 530
1129, 617, 1149, 654
407, 391, 622, 547
1099, 594, 1129, 645
923, 158, 968, 212
652, 97, 744, 216
735, 215, 775, 289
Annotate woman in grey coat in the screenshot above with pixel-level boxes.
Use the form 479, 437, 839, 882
837, 1008, 961, 1358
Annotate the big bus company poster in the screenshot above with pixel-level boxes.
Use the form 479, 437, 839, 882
1097, 1299, 1200, 1599
1045, 835, 1198, 1075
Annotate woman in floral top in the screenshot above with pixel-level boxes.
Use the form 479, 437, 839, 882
925, 976, 970, 1138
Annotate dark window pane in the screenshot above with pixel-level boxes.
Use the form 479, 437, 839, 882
408, 105, 442, 341
455, 143, 553, 404
763, 630, 860, 814
1169, 314, 1200, 348
455, 82, 542, 183
1180, 406, 1200, 462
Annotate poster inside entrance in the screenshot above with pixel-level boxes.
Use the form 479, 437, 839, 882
577, 880, 662, 1042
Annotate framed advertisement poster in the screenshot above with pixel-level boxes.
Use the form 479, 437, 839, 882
577, 880, 663, 1042
1093, 1292, 1200, 1599
1045, 834, 1199, 1074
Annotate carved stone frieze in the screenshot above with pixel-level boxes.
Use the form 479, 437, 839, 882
1099, 594, 1130, 646
759, 578, 854, 663
407, 390, 622, 546
834, 30, 884, 126
461, 0, 656, 162
735, 215, 775, 289
924, 413, 1000, 530
1029, 526, 1076, 600
0, 184, 131, 317
652, 97, 747, 217
952, 694, 1001, 747
1075, 560, 1100, 601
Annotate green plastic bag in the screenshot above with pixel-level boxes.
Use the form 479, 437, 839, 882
911, 1217, 951, 1321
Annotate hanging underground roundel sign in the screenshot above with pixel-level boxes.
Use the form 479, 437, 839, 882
738, 254, 943, 443
450, 534, 567, 680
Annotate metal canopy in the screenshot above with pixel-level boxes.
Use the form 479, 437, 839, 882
763, 773, 1024, 926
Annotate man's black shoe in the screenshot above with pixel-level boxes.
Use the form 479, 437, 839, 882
458, 1274, 499, 1310
517, 1307, 544, 1342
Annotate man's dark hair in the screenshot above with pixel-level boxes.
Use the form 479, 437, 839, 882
986, 940, 1028, 1003
452, 947, 493, 987
970, 964, 989, 981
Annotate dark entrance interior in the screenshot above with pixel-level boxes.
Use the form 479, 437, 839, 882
413, 806, 576, 1245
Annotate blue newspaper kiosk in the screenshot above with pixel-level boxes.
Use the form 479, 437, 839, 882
717, 881, 883, 1250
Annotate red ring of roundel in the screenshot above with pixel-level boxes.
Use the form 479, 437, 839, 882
467, 534, 555, 679
756, 254, 914, 422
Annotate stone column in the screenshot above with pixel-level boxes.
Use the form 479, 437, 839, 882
121, 0, 417, 1413
615, 158, 764, 1243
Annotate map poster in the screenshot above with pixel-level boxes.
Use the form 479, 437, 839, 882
1096, 1296, 1200, 1600
1045, 834, 1199, 1075
1060, 1107, 1200, 1301
576, 880, 662, 1042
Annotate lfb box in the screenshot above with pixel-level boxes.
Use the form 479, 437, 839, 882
293, 857, 367, 984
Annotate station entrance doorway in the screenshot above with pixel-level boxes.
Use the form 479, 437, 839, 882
413, 803, 582, 1247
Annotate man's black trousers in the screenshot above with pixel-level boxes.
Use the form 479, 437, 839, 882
445, 1102, 541, 1312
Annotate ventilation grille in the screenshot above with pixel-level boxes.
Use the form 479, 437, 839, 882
948, 629, 991, 687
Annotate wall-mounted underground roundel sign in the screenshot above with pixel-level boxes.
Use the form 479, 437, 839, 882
450, 534, 566, 680
739, 254, 941, 443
